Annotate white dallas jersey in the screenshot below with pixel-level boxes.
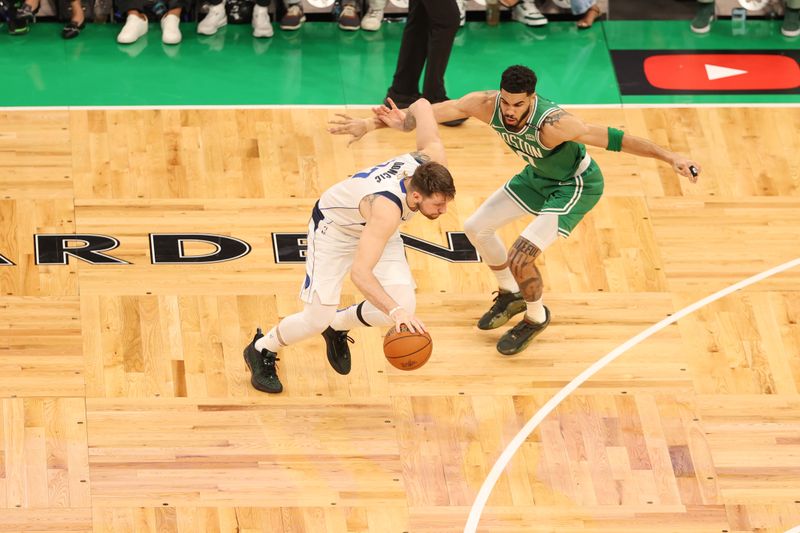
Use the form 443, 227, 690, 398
317, 153, 421, 235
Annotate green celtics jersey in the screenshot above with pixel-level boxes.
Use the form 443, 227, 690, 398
489, 93, 586, 181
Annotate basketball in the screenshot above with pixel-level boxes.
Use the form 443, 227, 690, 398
383, 326, 432, 371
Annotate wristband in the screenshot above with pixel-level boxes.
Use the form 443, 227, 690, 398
388, 306, 402, 318
607, 127, 624, 152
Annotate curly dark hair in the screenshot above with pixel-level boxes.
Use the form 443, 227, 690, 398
500, 65, 538, 95
410, 162, 456, 200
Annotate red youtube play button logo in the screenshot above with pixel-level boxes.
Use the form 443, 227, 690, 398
643, 54, 800, 91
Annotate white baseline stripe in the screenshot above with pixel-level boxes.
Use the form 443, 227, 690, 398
464, 256, 800, 533
4, 103, 800, 112
784, 526, 800, 533
0, 105, 306, 111
0, 104, 374, 112
617, 103, 800, 109
564, 103, 800, 109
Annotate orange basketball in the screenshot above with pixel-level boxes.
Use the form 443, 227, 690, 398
383, 326, 432, 371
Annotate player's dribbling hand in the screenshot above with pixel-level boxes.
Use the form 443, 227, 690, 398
390, 307, 427, 334
327, 113, 372, 146
373, 98, 408, 131
672, 156, 702, 184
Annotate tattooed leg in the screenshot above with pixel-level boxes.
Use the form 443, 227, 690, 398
495, 234, 552, 354
495, 238, 551, 354
508, 236, 543, 302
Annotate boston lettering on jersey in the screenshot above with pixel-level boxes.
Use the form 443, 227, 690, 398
498, 132, 543, 160
0, 231, 479, 266
489, 93, 586, 181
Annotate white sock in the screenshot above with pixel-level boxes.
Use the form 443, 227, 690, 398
525, 297, 546, 323
255, 326, 282, 353
493, 267, 520, 293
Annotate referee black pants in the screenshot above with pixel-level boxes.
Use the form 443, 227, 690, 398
387, 0, 460, 106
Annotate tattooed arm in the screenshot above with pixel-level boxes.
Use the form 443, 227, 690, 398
539, 109, 702, 182
328, 91, 496, 145
406, 99, 447, 165
374, 90, 497, 131
537, 109, 589, 149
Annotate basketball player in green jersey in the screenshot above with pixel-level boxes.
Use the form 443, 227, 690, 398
329, 65, 701, 356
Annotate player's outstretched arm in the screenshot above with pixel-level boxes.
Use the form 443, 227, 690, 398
327, 91, 496, 146
540, 110, 702, 183
327, 112, 378, 147
408, 99, 447, 166
351, 195, 426, 333
376, 91, 496, 132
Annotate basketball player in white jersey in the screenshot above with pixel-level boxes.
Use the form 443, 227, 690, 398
243, 98, 456, 393
329, 66, 700, 357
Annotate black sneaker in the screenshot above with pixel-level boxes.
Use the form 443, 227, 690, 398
442, 118, 468, 127
242, 328, 283, 393
783, 8, 800, 37
7, 17, 30, 34
477, 290, 527, 330
321, 326, 353, 375
690, 3, 714, 34
496, 307, 551, 356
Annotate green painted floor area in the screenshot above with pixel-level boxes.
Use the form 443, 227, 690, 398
0, 19, 797, 107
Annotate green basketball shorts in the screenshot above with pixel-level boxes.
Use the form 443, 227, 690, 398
503, 155, 604, 237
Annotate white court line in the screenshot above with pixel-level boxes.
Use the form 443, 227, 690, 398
4, 103, 800, 112
465, 256, 800, 533
618, 103, 800, 109
785, 526, 800, 533
0, 104, 374, 112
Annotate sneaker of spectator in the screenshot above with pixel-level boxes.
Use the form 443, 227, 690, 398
338, 1, 359, 30
360, 4, 383, 31
3, 0, 30, 34
280, 3, 304, 30
15, 0, 38, 23
501, 0, 548, 26
7, 16, 30, 34
61, 0, 87, 39
161, 11, 181, 44
457, 0, 465, 26
783, 6, 799, 37
252, 4, 273, 37
513, 0, 547, 26
690, 1, 714, 33
117, 11, 148, 44
198, 0, 226, 35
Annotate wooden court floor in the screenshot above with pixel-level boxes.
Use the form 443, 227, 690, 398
0, 106, 799, 532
